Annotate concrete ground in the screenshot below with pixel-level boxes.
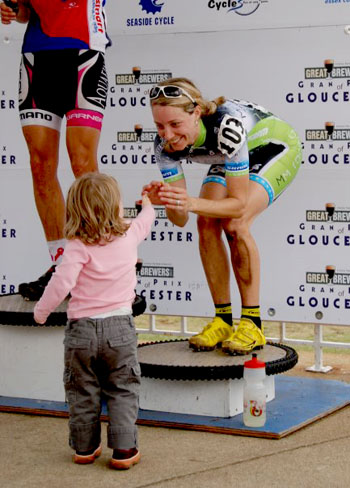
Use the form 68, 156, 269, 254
1, 350, 350, 488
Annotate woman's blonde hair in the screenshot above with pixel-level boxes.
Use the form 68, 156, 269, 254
64, 172, 130, 245
150, 77, 226, 117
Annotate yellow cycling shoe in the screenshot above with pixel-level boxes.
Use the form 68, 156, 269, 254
188, 317, 233, 351
221, 318, 266, 355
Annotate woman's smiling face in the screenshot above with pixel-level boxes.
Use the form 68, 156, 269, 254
152, 104, 200, 152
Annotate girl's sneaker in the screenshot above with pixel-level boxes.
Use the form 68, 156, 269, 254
74, 444, 102, 464
109, 448, 140, 470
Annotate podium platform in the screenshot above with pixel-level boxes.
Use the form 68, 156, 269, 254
1, 293, 348, 438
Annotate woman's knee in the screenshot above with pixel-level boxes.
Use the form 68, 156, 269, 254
29, 152, 59, 186
67, 128, 99, 175
222, 217, 249, 240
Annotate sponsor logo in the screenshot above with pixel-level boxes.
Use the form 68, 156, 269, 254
1, 273, 15, 294
0, 90, 16, 110
305, 122, 349, 143
302, 121, 350, 166
285, 59, 350, 105
89, 0, 105, 33
19, 111, 53, 122
287, 265, 350, 315
126, 1, 175, 28
101, 123, 158, 166
109, 68, 172, 110
67, 112, 103, 123
1, 217, 17, 239
124, 207, 167, 219
1, 145, 16, 166
304, 60, 350, 80
287, 203, 350, 248
207, 0, 269, 15
306, 268, 350, 286
306, 204, 350, 223
136, 262, 192, 308
140, 265, 174, 278
123, 203, 194, 243
115, 69, 172, 86
324, 0, 348, 5
117, 126, 158, 143
145, 227, 194, 243
139, 0, 164, 14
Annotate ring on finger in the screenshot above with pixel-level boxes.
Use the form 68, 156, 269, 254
176, 199, 180, 206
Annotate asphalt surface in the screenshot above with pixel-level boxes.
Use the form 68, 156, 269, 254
1, 375, 350, 488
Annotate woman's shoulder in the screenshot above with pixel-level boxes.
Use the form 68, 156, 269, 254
154, 134, 189, 163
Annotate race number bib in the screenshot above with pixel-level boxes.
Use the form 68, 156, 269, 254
218, 114, 245, 157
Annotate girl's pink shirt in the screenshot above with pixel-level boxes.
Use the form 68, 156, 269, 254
34, 205, 155, 323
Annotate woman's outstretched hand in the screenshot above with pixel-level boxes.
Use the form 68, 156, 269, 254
157, 184, 192, 212
142, 181, 165, 205
143, 181, 192, 211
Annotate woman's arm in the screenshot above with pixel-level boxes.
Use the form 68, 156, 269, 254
165, 179, 189, 227
158, 174, 250, 219
143, 179, 190, 227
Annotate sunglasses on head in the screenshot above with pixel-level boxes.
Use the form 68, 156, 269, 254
149, 85, 197, 105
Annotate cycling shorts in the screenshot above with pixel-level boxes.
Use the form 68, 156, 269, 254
203, 117, 302, 204
18, 49, 108, 131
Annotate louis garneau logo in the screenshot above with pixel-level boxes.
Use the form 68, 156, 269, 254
304, 122, 350, 141
306, 204, 350, 223
115, 67, 172, 85
306, 266, 350, 285
207, 0, 268, 15
305, 59, 350, 79
117, 125, 157, 143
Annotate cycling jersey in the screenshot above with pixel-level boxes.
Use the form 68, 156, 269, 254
154, 100, 302, 204
22, 0, 109, 53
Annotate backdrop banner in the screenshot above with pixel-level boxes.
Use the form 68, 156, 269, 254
1, 1, 349, 324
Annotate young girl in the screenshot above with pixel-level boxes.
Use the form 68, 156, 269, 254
34, 172, 155, 469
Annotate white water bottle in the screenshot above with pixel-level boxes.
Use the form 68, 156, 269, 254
243, 353, 267, 427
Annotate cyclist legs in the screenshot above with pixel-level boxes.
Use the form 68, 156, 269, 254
23, 125, 65, 241
66, 125, 101, 177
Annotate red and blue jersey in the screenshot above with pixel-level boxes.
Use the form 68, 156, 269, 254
22, 0, 109, 53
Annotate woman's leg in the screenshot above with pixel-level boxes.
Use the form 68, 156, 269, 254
66, 125, 101, 177
189, 181, 233, 351
221, 181, 269, 354
22, 125, 64, 241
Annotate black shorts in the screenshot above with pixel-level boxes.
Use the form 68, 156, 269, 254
19, 49, 108, 131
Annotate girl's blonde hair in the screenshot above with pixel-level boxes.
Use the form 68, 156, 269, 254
150, 77, 226, 116
64, 172, 130, 245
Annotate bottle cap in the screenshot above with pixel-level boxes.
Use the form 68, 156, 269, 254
244, 353, 265, 369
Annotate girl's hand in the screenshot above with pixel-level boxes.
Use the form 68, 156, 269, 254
142, 181, 164, 205
141, 193, 151, 206
33, 314, 46, 325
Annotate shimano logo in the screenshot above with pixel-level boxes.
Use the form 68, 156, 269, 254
20, 112, 53, 121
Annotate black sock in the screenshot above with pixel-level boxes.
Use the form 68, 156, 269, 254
241, 306, 261, 329
215, 303, 232, 326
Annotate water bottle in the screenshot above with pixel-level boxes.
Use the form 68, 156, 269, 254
243, 353, 267, 427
